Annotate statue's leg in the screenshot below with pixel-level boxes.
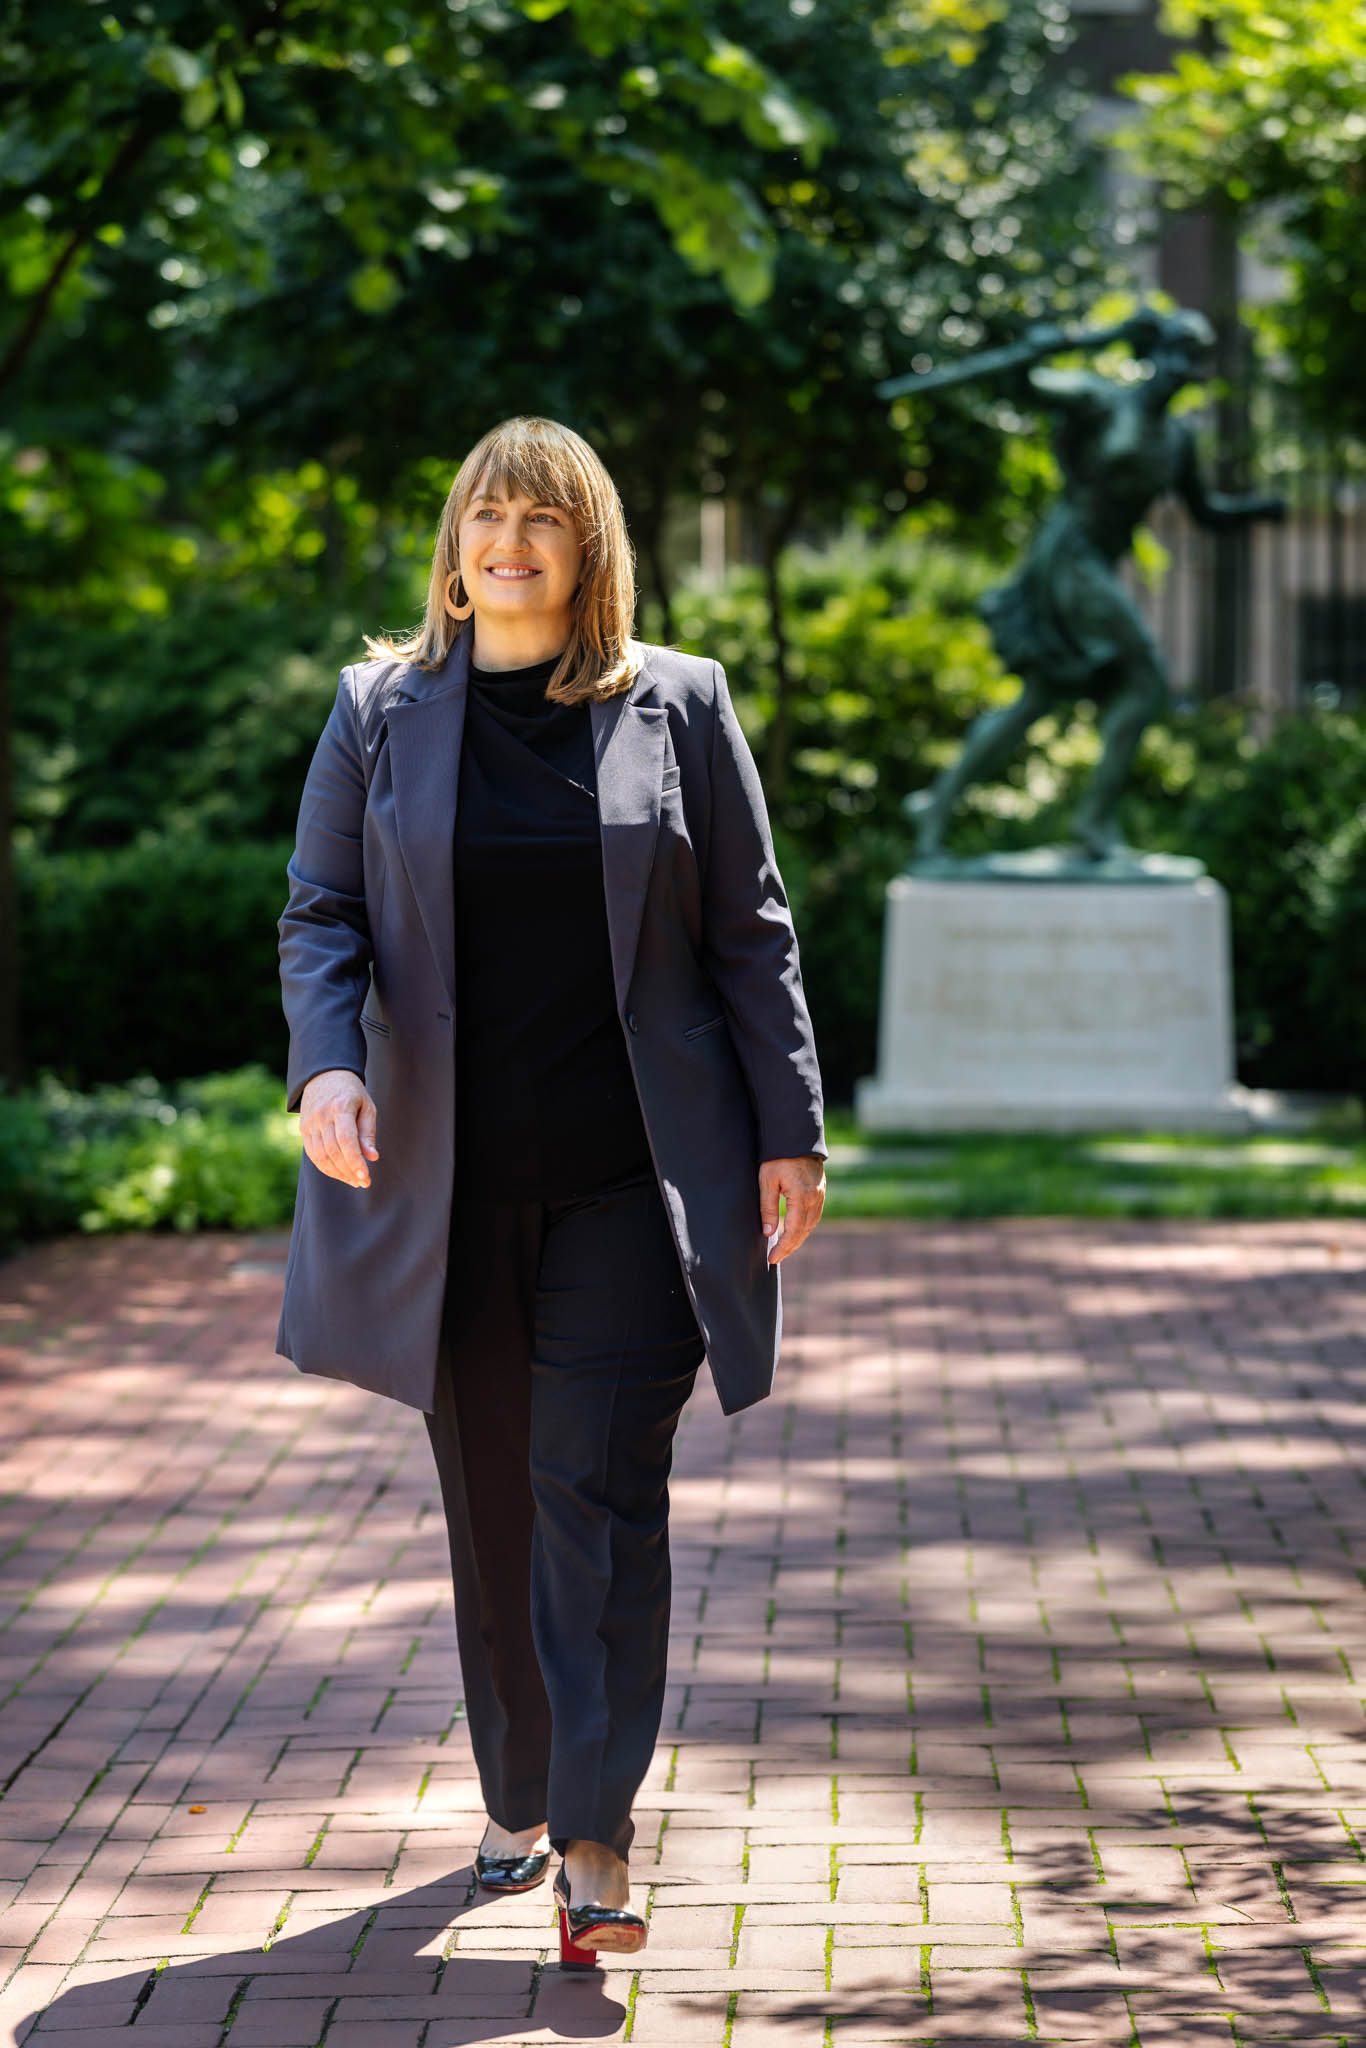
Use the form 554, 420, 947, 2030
908, 680, 1056, 856
1069, 653, 1168, 858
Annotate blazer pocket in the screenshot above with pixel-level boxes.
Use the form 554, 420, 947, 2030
661, 765, 682, 791
683, 1013, 725, 1041
360, 1012, 390, 1037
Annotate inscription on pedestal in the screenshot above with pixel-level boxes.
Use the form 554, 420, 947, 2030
857, 878, 1245, 1131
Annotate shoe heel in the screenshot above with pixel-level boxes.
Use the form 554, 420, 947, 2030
559, 1905, 598, 1971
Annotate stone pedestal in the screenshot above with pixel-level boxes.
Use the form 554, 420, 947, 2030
855, 876, 1249, 1131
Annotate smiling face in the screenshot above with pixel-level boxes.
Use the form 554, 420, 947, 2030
420, 416, 637, 691
456, 470, 584, 638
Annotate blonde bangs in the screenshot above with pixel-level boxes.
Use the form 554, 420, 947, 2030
475, 434, 581, 526
363, 416, 643, 705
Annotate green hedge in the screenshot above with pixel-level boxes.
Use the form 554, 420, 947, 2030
667, 530, 1013, 1097
1172, 711, 1366, 1093
19, 835, 293, 1085
0, 1065, 301, 1250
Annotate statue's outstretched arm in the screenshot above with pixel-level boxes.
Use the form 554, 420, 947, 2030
877, 314, 1134, 404
1025, 366, 1111, 419
1175, 429, 1285, 530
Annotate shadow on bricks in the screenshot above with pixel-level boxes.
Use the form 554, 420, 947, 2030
7, 1225, 1366, 2044
19, 1872, 629, 2044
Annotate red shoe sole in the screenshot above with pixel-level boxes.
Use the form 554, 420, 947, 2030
558, 1907, 598, 1969
557, 1906, 647, 1964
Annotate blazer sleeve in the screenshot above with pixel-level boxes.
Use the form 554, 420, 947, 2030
700, 658, 827, 1162
278, 667, 371, 1112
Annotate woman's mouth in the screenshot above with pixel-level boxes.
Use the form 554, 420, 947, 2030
486, 565, 540, 580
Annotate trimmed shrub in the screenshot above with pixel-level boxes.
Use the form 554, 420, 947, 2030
1173, 712, 1366, 1090
668, 528, 1012, 1097
0, 1065, 301, 1250
19, 835, 294, 1086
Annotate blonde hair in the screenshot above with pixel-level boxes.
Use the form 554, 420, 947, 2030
364, 416, 643, 704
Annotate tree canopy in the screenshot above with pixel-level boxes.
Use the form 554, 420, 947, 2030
1, 0, 1114, 1082
1117, 0, 1366, 434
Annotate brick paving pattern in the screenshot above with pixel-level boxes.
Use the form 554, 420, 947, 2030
2, 1221, 1366, 2045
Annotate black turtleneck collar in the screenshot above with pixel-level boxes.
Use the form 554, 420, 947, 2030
469, 648, 567, 689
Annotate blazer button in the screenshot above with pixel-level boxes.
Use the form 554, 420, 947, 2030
627, 1010, 639, 1033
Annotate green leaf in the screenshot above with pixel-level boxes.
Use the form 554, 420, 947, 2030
145, 44, 204, 95
347, 262, 401, 314
182, 80, 219, 132
650, 159, 776, 308
219, 68, 244, 129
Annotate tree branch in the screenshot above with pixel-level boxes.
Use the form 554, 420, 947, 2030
0, 113, 168, 400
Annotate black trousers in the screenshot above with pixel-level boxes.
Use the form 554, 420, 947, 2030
425, 1162, 704, 1862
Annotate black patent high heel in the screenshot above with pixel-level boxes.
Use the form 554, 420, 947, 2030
554, 1863, 647, 1969
474, 1824, 551, 1894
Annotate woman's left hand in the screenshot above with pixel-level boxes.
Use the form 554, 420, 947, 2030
759, 1155, 826, 1266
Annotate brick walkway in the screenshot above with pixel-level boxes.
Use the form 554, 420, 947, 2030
3, 1222, 1366, 2046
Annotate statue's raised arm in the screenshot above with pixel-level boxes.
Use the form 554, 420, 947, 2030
875, 311, 1145, 404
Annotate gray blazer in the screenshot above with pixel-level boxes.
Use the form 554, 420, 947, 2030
276, 629, 826, 1416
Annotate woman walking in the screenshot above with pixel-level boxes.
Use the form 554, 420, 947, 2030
276, 416, 826, 1966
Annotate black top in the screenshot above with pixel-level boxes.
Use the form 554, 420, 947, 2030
453, 648, 653, 1199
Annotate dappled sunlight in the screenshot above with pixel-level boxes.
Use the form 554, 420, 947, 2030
4, 1222, 1366, 2041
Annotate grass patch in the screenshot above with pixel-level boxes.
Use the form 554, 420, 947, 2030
820, 1108, 1366, 1221
6, 1070, 1364, 1250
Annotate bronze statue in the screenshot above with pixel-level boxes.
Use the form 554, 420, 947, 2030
879, 307, 1285, 871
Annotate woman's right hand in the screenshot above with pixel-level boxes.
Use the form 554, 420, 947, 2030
299, 1069, 380, 1189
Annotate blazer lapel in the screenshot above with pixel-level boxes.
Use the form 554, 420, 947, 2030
385, 632, 666, 1020
385, 631, 470, 1009
591, 669, 668, 1016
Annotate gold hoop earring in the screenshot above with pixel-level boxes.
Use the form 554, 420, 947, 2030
443, 568, 474, 621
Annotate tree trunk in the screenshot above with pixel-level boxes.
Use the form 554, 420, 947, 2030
760, 495, 804, 799
1209, 196, 1251, 701
638, 506, 676, 645
0, 579, 19, 1086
